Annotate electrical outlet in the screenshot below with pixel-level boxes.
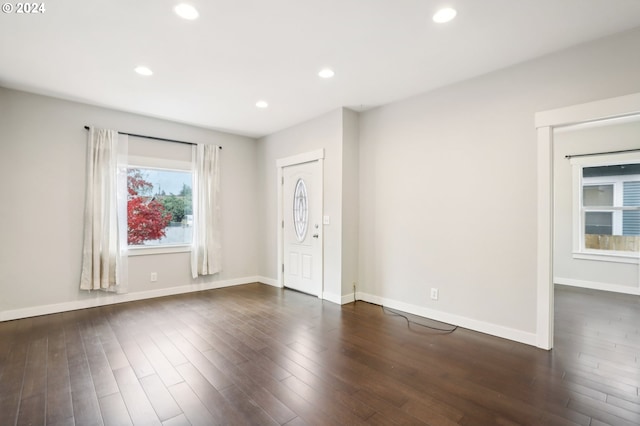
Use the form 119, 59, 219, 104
150, 272, 158, 282
430, 288, 439, 300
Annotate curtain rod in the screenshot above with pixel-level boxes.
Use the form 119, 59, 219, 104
566, 148, 640, 159
83, 126, 221, 149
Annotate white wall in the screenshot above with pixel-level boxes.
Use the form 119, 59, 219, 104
3, 27, 640, 345
341, 109, 360, 299
357, 28, 640, 344
554, 119, 640, 293
0, 88, 259, 318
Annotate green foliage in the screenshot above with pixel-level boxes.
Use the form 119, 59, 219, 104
180, 183, 192, 197
161, 195, 187, 223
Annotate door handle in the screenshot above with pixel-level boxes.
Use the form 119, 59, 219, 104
313, 234, 319, 238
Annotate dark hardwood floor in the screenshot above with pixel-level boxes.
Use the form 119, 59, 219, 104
1, 283, 639, 425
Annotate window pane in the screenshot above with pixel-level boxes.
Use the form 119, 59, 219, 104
583, 185, 613, 207
584, 212, 612, 235
583, 163, 640, 178
623, 211, 640, 236
580, 163, 640, 253
293, 179, 308, 241
128, 168, 193, 246
624, 181, 640, 207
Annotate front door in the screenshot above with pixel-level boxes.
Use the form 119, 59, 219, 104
283, 161, 322, 296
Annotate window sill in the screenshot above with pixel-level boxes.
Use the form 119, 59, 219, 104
572, 251, 639, 264
128, 245, 191, 257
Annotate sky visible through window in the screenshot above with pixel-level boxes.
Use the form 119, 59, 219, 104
144, 169, 192, 195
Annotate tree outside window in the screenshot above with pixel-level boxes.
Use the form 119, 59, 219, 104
127, 168, 193, 246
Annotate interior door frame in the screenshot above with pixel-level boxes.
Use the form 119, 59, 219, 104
535, 92, 640, 350
276, 149, 325, 295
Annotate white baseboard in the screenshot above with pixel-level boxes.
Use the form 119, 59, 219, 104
356, 292, 538, 348
257, 276, 280, 288
256, 277, 352, 305
341, 292, 356, 305
554, 277, 640, 295
0, 276, 262, 322
321, 291, 342, 305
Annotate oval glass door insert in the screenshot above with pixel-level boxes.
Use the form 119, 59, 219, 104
293, 178, 308, 241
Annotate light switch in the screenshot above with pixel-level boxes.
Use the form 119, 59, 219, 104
323, 215, 330, 225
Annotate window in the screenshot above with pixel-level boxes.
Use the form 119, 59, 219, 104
293, 178, 308, 241
127, 168, 193, 247
572, 155, 640, 260
126, 136, 194, 254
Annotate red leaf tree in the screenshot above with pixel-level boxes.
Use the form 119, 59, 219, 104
127, 169, 172, 245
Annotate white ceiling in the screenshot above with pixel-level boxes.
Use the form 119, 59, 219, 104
1, 0, 640, 138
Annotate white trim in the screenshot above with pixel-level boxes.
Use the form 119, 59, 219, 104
570, 153, 640, 167
572, 252, 639, 264
321, 291, 342, 305
257, 276, 281, 287
535, 92, 640, 129
536, 126, 554, 350
356, 292, 537, 347
0, 276, 261, 322
128, 245, 191, 256
276, 149, 325, 168
555, 277, 640, 295
535, 91, 640, 351
341, 292, 356, 305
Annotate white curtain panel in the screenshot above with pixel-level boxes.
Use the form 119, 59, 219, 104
191, 144, 222, 278
80, 128, 128, 292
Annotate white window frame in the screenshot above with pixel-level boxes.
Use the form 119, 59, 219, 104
571, 152, 640, 264
127, 154, 194, 257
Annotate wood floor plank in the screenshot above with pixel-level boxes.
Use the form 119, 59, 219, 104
0, 392, 21, 426
64, 321, 104, 426
98, 392, 132, 426
80, 324, 120, 399
161, 413, 191, 426
21, 337, 47, 398
112, 366, 161, 425
167, 381, 218, 426
135, 334, 183, 387
114, 337, 156, 380
202, 348, 297, 425
139, 374, 184, 422
175, 362, 249, 425
3, 283, 640, 425
46, 324, 74, 425
169, 331, 233, 391
17, 393, 46, 426
281, 375, 371, 425
219, 384, 279, 426
149, 331, 188, 367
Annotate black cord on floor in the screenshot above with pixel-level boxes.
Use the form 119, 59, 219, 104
381, 306, 458, 334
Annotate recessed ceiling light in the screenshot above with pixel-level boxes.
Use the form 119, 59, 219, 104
134, 66, 153, 76
433, 7, 457, 23
174, 3, 199, 20
318, 68, 335, 79
256, 100, 269, 108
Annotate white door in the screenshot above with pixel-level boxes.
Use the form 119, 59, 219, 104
283, 161, 322, 296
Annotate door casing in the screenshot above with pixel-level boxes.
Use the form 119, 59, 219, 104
535, 92, 640, 350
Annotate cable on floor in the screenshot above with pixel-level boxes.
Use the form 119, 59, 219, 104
381, 306, 458, 334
